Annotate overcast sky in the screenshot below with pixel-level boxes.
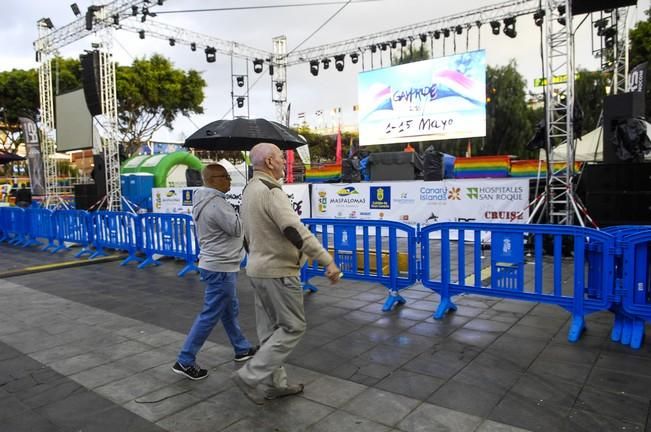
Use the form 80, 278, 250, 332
1, 0, 648, 142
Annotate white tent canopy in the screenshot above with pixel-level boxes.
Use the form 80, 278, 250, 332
542, 121, 651, 161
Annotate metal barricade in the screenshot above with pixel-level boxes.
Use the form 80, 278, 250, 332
138, 213, 199, 277
26, 208, 56, 251
420, 222, 615, 343
301, 218, 418, 311
90, 211, 142, 265
51, 210, 93, 257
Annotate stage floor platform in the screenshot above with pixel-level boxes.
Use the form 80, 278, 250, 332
1, 242, 650, 432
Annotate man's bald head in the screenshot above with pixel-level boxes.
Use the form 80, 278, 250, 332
202, 163, 230, 192
250, 142, 285, 180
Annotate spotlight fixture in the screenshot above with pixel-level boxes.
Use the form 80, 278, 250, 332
236, 76, 245, 87
603, 26, 617, 49
157, 0, 164, 4
433, 30, 441, 40
131, 6, 138, 16
41, 18, 54, 29
334, 54, 345, 72
268, 62, 274, 75
309, 60, 319, 76
399, 38, 407, 47
275, 81, 284, 92
350, 52, 359, 64
138, 30, 145, 39
390, 40, 397, 49
490, 20, 501, 35
253, 58, 263, 73
594, 18, 608, 36
443, 28, 450, 38
236, 97, 245, 108
190, 42, 196, 51
380, 42, 388, 51
322, 58, 331, 70
503, 17, 516, 38
533, 9, 545, 27
455, 25, 463, 35
70, 3, 81, 17
169, 38, 175, 46
419, 33, 427, 43
370, 45, 377, 53
85, 5, 102, 30
204, 46, 216, 63
112, 14, 119, 25
557, 4, 566, 25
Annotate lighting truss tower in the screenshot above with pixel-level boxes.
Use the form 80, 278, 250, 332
272, 36, 288, 125
543, 0, 578, 226
36, 20, 63, 208
610, 8, 630, 94
231, 56, 251, 119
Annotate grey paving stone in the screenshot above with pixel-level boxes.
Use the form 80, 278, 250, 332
448, 328, 501, 348
123, 386, 202, 422
587, 367, 651, 399
309, 410, 392, 432
30, 343, 91, 364
507, 374, 582, 408
564, 408, 644, 432
342, 387, 420, 427
15, 377, 85, 410
35, 389, 116, 430
156, 393, 248, 432
95, 372, 168, 404
254, 395, 334, 432
73, 405, 167, 432
398, 403, 483, 432
428, 379, 505, 418
463, 318, 514, 333
574, 385, 650, 424
302, 375, 367, 408
0, 409, 61, 432
489, 392, 572, 432
375, 369, 444, 400
220, 417, 273, 432
48, 352, 111, 376
68, 362, 137, 389
475, 420, 532, 432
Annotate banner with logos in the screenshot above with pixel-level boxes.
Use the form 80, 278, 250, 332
311, 178, 529, 227
18, 117, 46, 195
152, 184, 311, 218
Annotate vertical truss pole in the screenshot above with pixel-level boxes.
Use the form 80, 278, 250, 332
98, 28, 121, 211
544, 0, 578, 225
612, 8, 630, 94
36, 22, 62, 208
272, 36, 288, 125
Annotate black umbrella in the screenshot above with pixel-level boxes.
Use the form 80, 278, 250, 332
184, 118, 308, 151
0, 152, 25, 165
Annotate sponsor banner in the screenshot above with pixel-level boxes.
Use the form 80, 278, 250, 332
18, 117, 46, 195
152, 184, 310, 217
311, 178, 529, 227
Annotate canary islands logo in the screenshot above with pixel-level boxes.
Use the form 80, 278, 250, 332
370, 186, 391, 209
336, 186, 359, 196
448, 187, 462, 200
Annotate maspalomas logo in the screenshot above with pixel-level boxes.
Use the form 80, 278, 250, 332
330, 186, 366, 206
448, 187, 462, 200
336, 186, 359, 196
166, 190, 177, 198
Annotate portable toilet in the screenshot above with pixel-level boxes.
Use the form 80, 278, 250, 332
131, 173, 154, 211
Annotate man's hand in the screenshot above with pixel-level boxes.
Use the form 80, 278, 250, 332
325, 262, 342, 284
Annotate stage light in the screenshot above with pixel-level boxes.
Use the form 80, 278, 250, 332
380, 42, 388, 51
157, 0, 164, 4
350, 52, 359, 64
309, 60, 319, 76
236, 76, 244, 87
41, 18, 54, 29
390, 40, 397, 49
490, 21, 500, 35
86, 5, 102, 30
253, 58, 263, 73
604, 26, 617, 48
594, 18, 608, 36
433, 30, 441, 40
70, 3, 81, 17
112, 14, 120, 25
533, 9, 545, 27
169, 38, 175, 46
334, 54, 345, 72
190, 42, 196, 51
205, 46, 216, 63
322, 58, 330, 70
455, 25, 463, 35
557, 4, 566, 25
236, 97, 245, 108
503, 17, 516, 38
370, 45, 377, 53
399, 38, 407, 47
443, 28, 450, 38
275, 81, 284, 92
131, 6, 138, 16
419, 33, 427, 43
139, 30, 145, 39
268, 62, 274, 75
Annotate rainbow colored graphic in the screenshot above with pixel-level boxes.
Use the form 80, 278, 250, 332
305, 163, 342, 183
453, 156, 510, 178
510, 160, 583, 177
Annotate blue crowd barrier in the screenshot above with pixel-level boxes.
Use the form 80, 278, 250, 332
419, 222, 616, 343
0, 207, 28, 245
90, 211, 143, 265
138, 213, 199, 277
26, 208, 56, 251
51, 210, 93, 257
301, 218, 418, 311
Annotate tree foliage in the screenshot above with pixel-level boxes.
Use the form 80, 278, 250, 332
628, 8, 651, 118
574, 69, 608, 134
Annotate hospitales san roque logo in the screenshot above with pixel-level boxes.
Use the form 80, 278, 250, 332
466, 186, 524, 200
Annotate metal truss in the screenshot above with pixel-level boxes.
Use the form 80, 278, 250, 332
272, 36, 288, 125
231, 57, 251, 119
611, 8, 630, 94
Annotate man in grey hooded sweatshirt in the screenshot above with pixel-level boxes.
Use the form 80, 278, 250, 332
172, 163, 256, 380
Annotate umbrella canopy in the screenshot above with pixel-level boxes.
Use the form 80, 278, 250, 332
0, 152, 25, 165
184, 118, 308, 151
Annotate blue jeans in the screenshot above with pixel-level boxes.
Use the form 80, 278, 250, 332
177, 269, 252, 366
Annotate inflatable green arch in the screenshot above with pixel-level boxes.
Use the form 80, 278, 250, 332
121, 152, 204, 187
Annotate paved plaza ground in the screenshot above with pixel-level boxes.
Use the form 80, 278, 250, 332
1, 242, 651, 432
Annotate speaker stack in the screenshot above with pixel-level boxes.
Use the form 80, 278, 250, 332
80, 50, 102, 117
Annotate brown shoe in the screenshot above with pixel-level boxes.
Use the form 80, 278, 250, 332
231, 373, 264, 405
264, 383, 304, 400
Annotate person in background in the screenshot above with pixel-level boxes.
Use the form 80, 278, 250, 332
15, 183, 32, 208
231, 142, 341, 404
172, 163, 257, 380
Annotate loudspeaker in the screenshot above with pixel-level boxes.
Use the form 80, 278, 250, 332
74, 183, 101, 210
585, 191, 651, 226
423, 151, 444, 181
90, 154, 107, 198
80, 50, 102, 116
572, 0, 637, 15
603, 92, 645, 163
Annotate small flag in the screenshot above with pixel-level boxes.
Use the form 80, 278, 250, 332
353, 104, 359, 111
335, 127, 342, 164
297, 112, 305, 120
332, 107, 341, 114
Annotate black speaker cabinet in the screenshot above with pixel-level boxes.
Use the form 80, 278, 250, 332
572, 0, 637, 15
74, 183, 101, 210
603, 92, 646, 163
80, 50, 102, 116
90, 154, 107, 198
585, 191, 651, 226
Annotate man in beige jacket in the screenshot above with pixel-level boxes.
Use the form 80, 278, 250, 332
232, 142, 341, 405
